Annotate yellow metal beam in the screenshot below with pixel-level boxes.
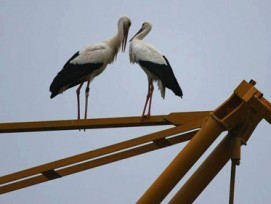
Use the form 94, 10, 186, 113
168, 133, 232, 204
137, 114, 225, 204
169, 111, 263, 203
138, 80, 271, 203
0, 111, 210, 133
1, 79, 270, 203
0, 120, 203, 185
0, 131, 198, 194
0, 115, 167, 133
0, 116, 206, 194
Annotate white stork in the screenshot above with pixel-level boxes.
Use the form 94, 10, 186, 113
129, 22, 183, 118
50, 16, 131, 119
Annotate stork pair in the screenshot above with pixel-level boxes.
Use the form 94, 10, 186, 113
50, 16, 183, 119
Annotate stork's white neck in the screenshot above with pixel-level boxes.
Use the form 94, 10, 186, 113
102, 25, 124, 63
107, 21, 126, 49
103, 16, 130, 63
134, 25, 152, 40
107, 36, 122, 61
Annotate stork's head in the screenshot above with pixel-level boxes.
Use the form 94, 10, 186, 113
118, 16, 132, 52
130, 22, 152, 42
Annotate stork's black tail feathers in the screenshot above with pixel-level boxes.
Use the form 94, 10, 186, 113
162, 56, 183, 98
138, 56, 183, 98
50, 77, 61, 99
50, 75, 66, 99
49, 52, 81, 99
49, 51, 103, 99
50, 91, 58, 99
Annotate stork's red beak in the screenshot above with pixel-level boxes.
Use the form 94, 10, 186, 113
122, 23, 130, 52
129, 28, 143, 42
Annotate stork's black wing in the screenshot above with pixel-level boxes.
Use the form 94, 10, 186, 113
138, 56, 183, 97
50, 51, 103, 98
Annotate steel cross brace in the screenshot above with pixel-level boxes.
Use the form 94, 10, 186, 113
138, 80, 271, 204
0, 111, 209, 194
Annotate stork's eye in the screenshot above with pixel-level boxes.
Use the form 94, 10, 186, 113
142, 23, 145, 27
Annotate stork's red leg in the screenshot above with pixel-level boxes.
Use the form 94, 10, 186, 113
76, 82, 84, 120
147, 82, 154, 117
142, 79, 152, 118
142, 82, 150, 117
142, 96, 149, 117
84, 79, 91, 119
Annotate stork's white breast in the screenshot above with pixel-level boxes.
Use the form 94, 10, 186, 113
129, 39, 166, 65
71, 43, 111, 65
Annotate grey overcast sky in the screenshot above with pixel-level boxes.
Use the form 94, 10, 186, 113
1, 0, 271, 203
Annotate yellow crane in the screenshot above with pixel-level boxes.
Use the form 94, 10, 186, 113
1, 79, 271, 203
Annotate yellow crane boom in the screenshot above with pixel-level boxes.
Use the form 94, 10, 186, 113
1, 79, 271, 204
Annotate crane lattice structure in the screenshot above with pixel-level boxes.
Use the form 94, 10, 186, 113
1, 79, 271, 203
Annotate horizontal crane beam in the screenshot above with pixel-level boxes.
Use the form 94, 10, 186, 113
0, 119, 205, 194
0, 111, 211, 133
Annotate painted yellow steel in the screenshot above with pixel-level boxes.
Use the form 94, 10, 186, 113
0, 112, 208, 194
169, 133, 232, 204
1, 79, 271, 203
0, 115, 169, 133
0, 131, 198, 194
169, 111, 263, 203
137, 115, 225, 204
138, 79, 271, 203
0, 111, 210, 133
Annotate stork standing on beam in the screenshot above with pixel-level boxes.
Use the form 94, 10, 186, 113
129, 22, 183, 118
50, 16, 131, 119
